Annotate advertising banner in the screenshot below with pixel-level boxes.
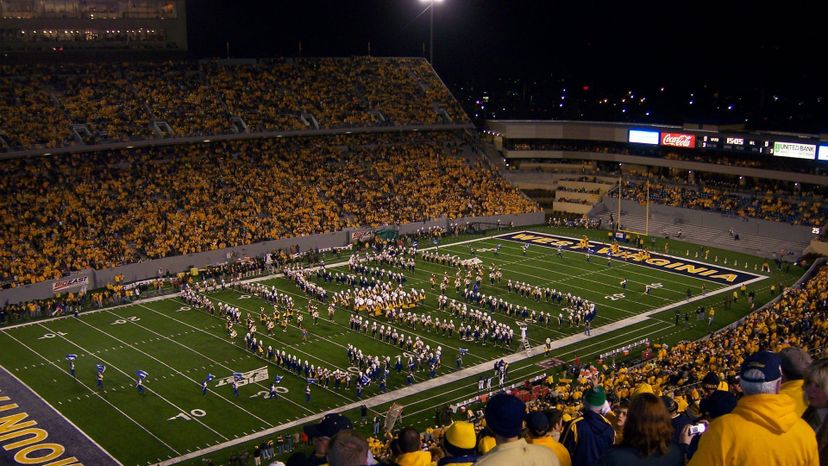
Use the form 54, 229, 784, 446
661, 132, 696, 148
773, 141, 816, 160
52, 276, 89, 294
628, 129, 659, 145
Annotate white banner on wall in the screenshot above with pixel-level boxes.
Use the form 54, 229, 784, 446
52, 276, 89, 294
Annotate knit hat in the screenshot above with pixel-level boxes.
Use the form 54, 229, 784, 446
700, 390, 737, 419
525, 411, 550, 437
779, 347, 812, 380
740, 351, 782, 383
443, 421, 477, 453
584, 386, 607, 408
484, 393, 526, 438
701, 371, 720, 388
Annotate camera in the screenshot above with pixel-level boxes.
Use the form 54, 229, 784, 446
688, 423, 707, 435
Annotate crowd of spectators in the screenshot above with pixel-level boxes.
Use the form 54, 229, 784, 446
0, 73, 74, 149
0, 131, 537, 287
0, 57, 468, 151
547, 215, 601, 229
622, 180, 826, 227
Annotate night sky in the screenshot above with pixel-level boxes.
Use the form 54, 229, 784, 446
186, 1, 824, 129
188, 2, 816, 84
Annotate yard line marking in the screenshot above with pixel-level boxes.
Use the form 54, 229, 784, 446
134, 303, 319, 415
38, 322, 229, 442
156, 265, 765, 466
402, 321, 676, 419
488, 232, 766, 289
98, 307, 311, 421
198, 293, 466, 382
153, 319, 673, 465
215, 284, 497, 361
2, 330, 180, 457
406, 320, 673, 408
329, 262, 595, 339
159, 298, 443, 412
420, 245, 669, 318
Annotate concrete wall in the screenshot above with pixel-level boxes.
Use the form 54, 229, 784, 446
0, 212, 544, 305
518, 161, 595, 172
557, 180, 613, 194
552, 202, 593, 214
0, 123, 473, 161
598, 198, 815, 243
554, 191, 601, 203
805, 239, 828, 256
514, 182, 557, 190
486, 120, 666, 143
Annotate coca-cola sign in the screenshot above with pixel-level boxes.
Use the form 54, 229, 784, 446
661, 133, 696, 148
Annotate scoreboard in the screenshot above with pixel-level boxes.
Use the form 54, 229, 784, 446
699, 135, 772, 154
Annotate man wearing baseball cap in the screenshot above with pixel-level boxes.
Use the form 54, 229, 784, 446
562, 386, 614, 466
476, 393, 559, 466
689, 351, 818, 466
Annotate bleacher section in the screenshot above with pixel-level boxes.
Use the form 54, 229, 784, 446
590, 199, 813, 259
0, 58, 470, 152
0, 131, 538, 288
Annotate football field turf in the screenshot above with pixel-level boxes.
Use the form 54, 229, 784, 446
0, 227, 796, 465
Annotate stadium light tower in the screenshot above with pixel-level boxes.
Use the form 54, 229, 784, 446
420, 0, 443, 64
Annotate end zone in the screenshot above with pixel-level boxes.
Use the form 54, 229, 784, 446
496, 231, 766, 286
0, 365, 120, 466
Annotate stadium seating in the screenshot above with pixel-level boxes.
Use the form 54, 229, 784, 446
0, 132, 537, 287
622, 180, 826, 227
0, 71, 75, 149
0, 58, 469, 151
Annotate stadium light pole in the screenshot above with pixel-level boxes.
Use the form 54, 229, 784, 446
420, 0, 443, 64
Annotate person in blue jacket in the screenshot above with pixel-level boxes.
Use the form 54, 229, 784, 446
562, 386, 615, 466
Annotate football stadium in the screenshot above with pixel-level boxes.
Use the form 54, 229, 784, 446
1, 2, 827, 466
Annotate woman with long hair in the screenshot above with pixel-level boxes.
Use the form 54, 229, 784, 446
596, 393, 684, 465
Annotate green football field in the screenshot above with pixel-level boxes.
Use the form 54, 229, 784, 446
0, 226, 802, 466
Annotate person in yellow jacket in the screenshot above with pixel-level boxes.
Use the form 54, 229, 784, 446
525, 411, 572, 466
779, 346, 812, 416
393, 427, 434, 466
687, 351, 818, 466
